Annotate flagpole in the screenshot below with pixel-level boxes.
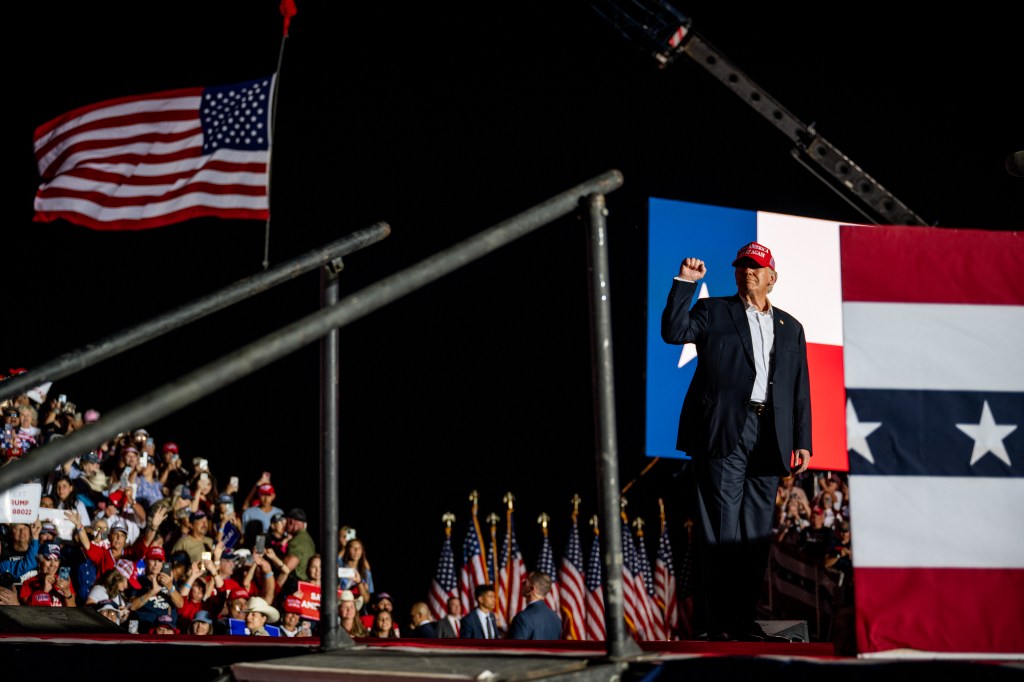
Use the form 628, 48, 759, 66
264, 1, 298, 269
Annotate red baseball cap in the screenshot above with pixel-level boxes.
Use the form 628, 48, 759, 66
162, 442, 179, 454
283, 595, 304, 614
731, 241, 775, 269
146, 546, 166, 561
258, 483, 275, 495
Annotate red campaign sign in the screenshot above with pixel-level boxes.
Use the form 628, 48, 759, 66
293, 581, 343, 622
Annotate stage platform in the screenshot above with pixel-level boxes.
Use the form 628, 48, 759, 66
3, 633, 1021, 682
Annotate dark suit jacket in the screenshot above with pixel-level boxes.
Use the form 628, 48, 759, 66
661, 280, 812, 472
508, 600, 562, 640
436, 615, 459, 638
411, 621, 438, 638
460, 609, 499, 639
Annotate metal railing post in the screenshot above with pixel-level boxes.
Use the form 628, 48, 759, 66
585, 192, 640, 661
320, 258, 345, 650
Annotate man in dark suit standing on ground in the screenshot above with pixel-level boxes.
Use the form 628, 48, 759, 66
461, 583, 501, 639
508, 572, 561, 640
661, 241, 812, 643
436, 596, 462, 638
409, 601, 438, 637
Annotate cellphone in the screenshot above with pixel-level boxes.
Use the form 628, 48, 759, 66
345, 528, 357, 542
58, 394, 67, 405
199, 472, 209, 482
253, 534, 266, 554
224, 503, 235, 515
201, 551, 212, 562
58, 566, 71, 581
161, 564, 173, 576
229, 476, 239, 489
338, 567, 356, 579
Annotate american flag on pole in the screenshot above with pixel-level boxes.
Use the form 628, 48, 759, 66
536, 513, 561, 617
458, 492, 490, 615
620, 507, 653, 640
584, 517, 606, 641
428, 514, 459, 621
33, 76, 273, 231
496, 495, 527, 631
654, 500, 678, 640
557, 501, 587, 641
632, 518, 666, 640
841, 224, 1024, 656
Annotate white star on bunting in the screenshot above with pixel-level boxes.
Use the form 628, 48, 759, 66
846, 398, 882, 463
956, 400, 1017, 467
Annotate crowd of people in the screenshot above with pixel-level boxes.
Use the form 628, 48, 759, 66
0, 385, 381, 637
0, 384, 570, 641
772, 470, 854, 607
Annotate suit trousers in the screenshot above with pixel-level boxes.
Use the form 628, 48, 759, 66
692, 407, 781, 636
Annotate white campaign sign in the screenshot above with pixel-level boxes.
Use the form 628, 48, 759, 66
0, 483, 42, 524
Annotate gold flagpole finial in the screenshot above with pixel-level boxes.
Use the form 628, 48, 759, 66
502, 492, 515, 510
442, 512, 456, 536
486, 512, 500, 527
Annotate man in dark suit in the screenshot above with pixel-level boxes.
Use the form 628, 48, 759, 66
409, 601, 438, 637
461, 583, 501, 639
661, 241, 812, 643
508, 572, 561, 640
436, 596, 462, 638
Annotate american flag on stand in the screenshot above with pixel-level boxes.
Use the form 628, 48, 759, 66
653, 500, 678, 640
457, 492, 490, 615
495, 494, 527, 631
536, 513, 561, 616
557, 499, 587, 640
620, 506, 652, 640
428, 513, 459, 621
33, 76, 273, 231
633, 518, 667, 640
584, 516, 606, 641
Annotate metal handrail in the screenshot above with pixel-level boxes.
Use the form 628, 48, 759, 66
0, 223, 392, 403
0, 169, 630, 658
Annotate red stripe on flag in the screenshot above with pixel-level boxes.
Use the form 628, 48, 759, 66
840, 225, 1024, 305
807, 342, 848, 472
855, 567, 1024, 654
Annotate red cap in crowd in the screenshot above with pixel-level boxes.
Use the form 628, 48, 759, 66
146, 546, 166, 561
283, 595, 304, 614
258, 484, 275, 495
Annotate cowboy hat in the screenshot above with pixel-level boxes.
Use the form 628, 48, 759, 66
244, 596, 280, 623
339, 589, 364, 613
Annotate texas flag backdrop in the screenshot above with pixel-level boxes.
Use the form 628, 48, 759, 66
645, 197, 849, 472
842, 224, 1024, 656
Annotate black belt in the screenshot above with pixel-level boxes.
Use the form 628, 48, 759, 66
748, 400, 771, 416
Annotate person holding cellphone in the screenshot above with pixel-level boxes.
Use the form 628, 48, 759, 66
19, 542, 76, 607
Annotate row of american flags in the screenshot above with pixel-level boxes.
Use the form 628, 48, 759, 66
427, 493, 694, 641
